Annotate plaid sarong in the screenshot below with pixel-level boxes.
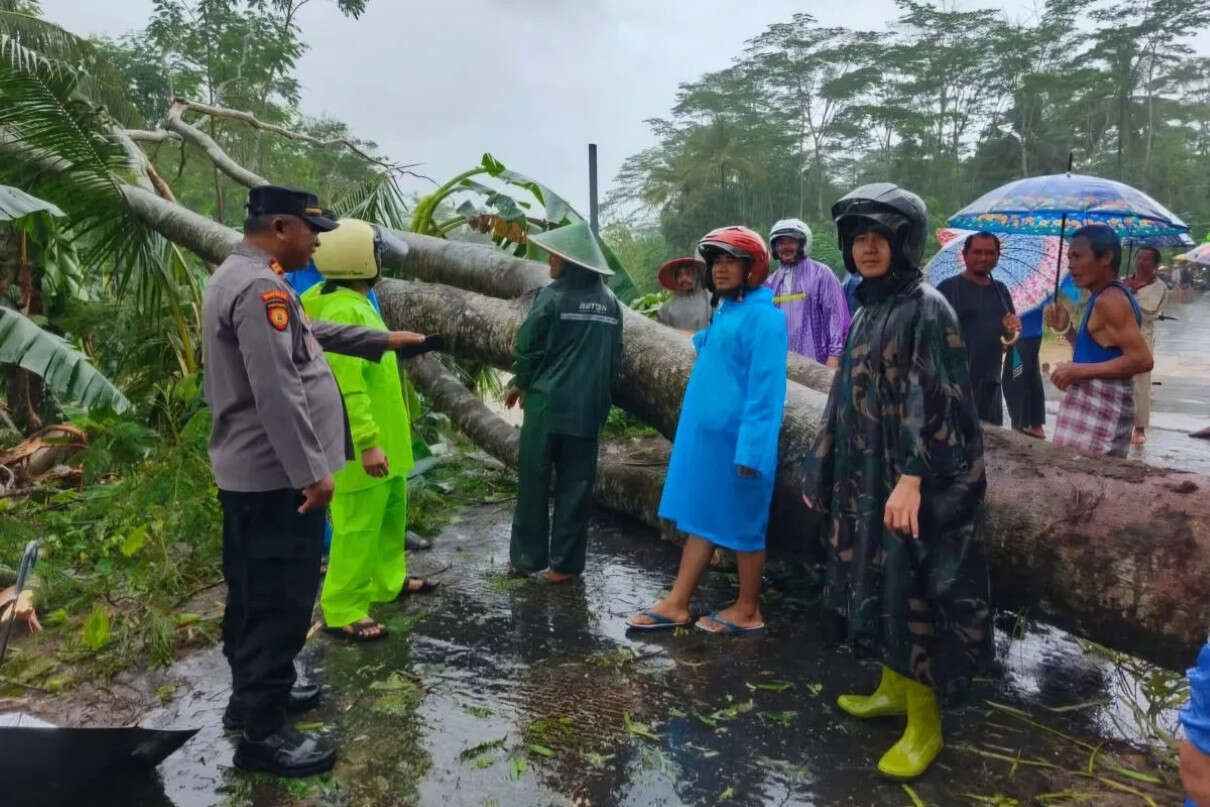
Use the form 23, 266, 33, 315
1053, 377, 1135, 457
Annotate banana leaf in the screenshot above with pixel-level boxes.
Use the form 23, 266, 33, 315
0, 184, 64, 221
0, 306, 130, 412
483, 155, 639, 301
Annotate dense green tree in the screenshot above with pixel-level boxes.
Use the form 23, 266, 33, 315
609, 0, 1210, 259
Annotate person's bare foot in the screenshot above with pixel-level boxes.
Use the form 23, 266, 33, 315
545, 570, 580, 584
1132, 428, 1147, 446
696, 602, 763, 633
626, 598, 690, 628
1023, 426, 1046, 439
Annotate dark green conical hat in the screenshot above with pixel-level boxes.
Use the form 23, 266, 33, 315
529, 221, 614, 276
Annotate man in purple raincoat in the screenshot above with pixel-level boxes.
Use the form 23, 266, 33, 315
765, 218, 850, 367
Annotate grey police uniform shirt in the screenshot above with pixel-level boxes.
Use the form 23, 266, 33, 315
202, 243, 390, 493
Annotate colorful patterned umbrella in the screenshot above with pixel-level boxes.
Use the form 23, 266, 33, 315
927, 229, 1079, 313
1177, 242, 1210, 267
947, 173, 1190, 247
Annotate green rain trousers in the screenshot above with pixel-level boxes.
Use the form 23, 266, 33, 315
323, 475, 407, 627
301, 284, 414, 628
510, 421, 598, 575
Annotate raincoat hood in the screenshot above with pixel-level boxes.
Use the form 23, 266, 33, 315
770, 218, 812, 264
833, 183, 928, 275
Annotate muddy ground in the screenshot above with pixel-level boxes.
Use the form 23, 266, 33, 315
4, 500, 1183, 807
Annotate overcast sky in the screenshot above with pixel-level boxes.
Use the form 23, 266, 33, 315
35, 0, 1209, 217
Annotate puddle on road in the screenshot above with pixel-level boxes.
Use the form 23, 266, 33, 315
49, 501, 1181, 807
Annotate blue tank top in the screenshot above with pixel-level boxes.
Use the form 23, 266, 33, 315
1073, 281, 1142, 364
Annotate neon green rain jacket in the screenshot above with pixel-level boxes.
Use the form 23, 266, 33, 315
301, 284, 413, 492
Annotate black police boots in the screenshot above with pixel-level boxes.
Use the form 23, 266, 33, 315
222, 682, 322, 732
234, 724, 336, 777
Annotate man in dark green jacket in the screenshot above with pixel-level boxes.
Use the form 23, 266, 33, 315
505, 222, 623, 582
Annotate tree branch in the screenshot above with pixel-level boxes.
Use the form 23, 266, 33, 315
168, 97, 418, 177
121, 129, 181, 144
164, 100, 269, 188
112, 130, 158, 194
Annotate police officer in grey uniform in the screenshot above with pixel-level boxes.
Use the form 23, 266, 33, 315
203, 185, 425, 777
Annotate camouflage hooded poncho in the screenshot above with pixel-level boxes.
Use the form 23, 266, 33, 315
803, 269, 994, 698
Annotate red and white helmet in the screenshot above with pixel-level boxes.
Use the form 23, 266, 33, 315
697, 226, 771, 286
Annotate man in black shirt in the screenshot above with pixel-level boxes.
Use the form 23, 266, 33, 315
937, 232, 1020, 425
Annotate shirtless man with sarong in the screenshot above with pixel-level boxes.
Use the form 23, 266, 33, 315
1045, 225, 1153, 458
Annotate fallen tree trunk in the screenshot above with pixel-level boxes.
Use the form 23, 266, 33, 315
112, 185, 1210, 669
403, 353, 667, 528
377, 278, 1210, 670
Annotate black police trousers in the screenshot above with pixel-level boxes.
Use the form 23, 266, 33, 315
218, 488, 324, 738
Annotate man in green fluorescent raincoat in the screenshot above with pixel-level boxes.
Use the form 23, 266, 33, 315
303, 219, 443, 640
505, 221, 624, 583
803, 184, 993, 781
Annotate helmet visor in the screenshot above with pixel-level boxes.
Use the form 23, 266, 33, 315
699, 240, 752, 262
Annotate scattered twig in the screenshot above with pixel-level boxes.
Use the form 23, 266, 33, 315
172, 578, 225, 608
0, 675, 50, 693
984, 700, 1098, 751
950, 743, 1060, 769
1096, 775, 1160, 806
901, 783, 926, 807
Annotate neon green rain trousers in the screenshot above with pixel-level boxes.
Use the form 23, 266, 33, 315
301, 284, 414, 628
324, 476, 407, 627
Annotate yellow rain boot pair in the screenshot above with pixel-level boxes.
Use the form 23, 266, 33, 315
836, 665, 906, 718
836, 666, 943, 780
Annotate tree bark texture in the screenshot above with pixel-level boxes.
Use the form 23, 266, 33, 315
113, 183, 1210, 669
402, 353, 667, 528
377, 277, 1210, 670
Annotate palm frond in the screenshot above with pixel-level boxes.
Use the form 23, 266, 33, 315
0, 35, 169, 313
0, 304, 130, 412
0, 8, 144, 126
332, 172, 411, 230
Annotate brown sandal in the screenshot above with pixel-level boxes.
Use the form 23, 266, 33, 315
395, 577, 438, 599
323, 619, 388, 642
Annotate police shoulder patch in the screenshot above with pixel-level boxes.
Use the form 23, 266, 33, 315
261, 289, 291, 331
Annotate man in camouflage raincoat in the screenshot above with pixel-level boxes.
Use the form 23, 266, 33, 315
803, 183, 993, 781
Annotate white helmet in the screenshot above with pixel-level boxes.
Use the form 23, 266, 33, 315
769, 218, 812, 256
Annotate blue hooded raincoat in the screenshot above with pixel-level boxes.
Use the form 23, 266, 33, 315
658, 285, 788, 551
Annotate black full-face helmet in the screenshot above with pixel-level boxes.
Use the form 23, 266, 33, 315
832, 183, 928, 274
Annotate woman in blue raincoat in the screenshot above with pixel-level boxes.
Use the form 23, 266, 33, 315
627, 226, 787, 634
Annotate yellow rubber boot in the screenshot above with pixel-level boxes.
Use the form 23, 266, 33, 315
877, 676, 943, 780
836, 665, 907, 719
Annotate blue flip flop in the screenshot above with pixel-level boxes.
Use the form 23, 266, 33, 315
695, 612, 766, 635
626, 609, 692, 631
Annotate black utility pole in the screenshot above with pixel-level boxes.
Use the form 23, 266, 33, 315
588, 143, 599, 237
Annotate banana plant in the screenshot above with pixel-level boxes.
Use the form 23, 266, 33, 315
0, 305, 129, 413
411, 153, 638, 301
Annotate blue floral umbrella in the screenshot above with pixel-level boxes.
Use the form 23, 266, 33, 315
947, 173, 1191, 247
